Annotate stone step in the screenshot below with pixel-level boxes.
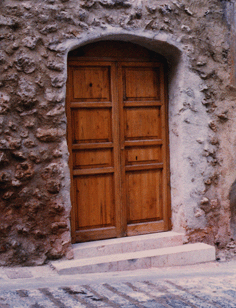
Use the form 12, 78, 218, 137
72, 231, 184, 259
51, 243, 215, 275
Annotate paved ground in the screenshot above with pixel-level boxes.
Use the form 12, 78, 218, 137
0, 260, 236, 307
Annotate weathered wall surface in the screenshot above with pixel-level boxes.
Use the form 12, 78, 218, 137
0, 0, 235, 265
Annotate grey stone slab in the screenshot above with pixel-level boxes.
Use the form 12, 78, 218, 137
73, 232, 184, 259
5, 270, 33, 279
52, 243, 215, 275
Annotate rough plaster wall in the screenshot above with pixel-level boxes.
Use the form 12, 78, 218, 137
0, 0, 235, 265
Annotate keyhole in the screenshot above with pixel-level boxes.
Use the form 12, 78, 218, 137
89, 83, 93, 87
136, 156, 138, 160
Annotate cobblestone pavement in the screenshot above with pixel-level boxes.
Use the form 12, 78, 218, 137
0, 261, 236, 307
1, 276, 236, 308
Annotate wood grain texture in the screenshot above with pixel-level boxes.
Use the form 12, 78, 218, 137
74, 174, 115, 230
73, 149, 113, 169
72, 66, 111, 101
124, 107, 161, 140
123, 67, 160, 101
126, 170, 163, 224
72, 108, 112, 143
126, 146, 162, 165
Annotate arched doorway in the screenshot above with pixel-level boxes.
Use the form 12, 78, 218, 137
66, 41, 171, 243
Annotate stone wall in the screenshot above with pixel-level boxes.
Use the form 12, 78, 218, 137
0, 0, 235, 265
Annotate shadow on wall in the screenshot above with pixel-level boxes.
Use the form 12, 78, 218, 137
230, 180, 236, 240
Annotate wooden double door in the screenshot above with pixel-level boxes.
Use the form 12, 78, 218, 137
67, 42, 170, 243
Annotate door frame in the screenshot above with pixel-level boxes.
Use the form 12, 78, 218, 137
66, 41, 171, 243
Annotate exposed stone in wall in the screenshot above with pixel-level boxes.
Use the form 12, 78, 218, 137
0, 0, 235, 265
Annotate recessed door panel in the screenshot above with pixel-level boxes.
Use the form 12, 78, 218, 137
126, 170, 163, 224
123, 67, 160, 100
72, 66, 111, 101
71, 108, 112, 143
126, 146, 162, 165
73, 149, 113, 169
124, 107, 161, 140
74, 174, 115, 230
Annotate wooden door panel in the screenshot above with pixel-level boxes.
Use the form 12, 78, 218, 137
67, 62, 119, 242
71, 108, 112, 143
124, 107, 161, 140
121, 62, 169, 236
126, 146, 162, 165
72, 66, 111, 101
74, 174, 115, 230
123, 67, 160, 100
126, 170, 163, 224
73, 149, 113, 169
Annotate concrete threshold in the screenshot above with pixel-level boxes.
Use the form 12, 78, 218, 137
73, 231, 184, 259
